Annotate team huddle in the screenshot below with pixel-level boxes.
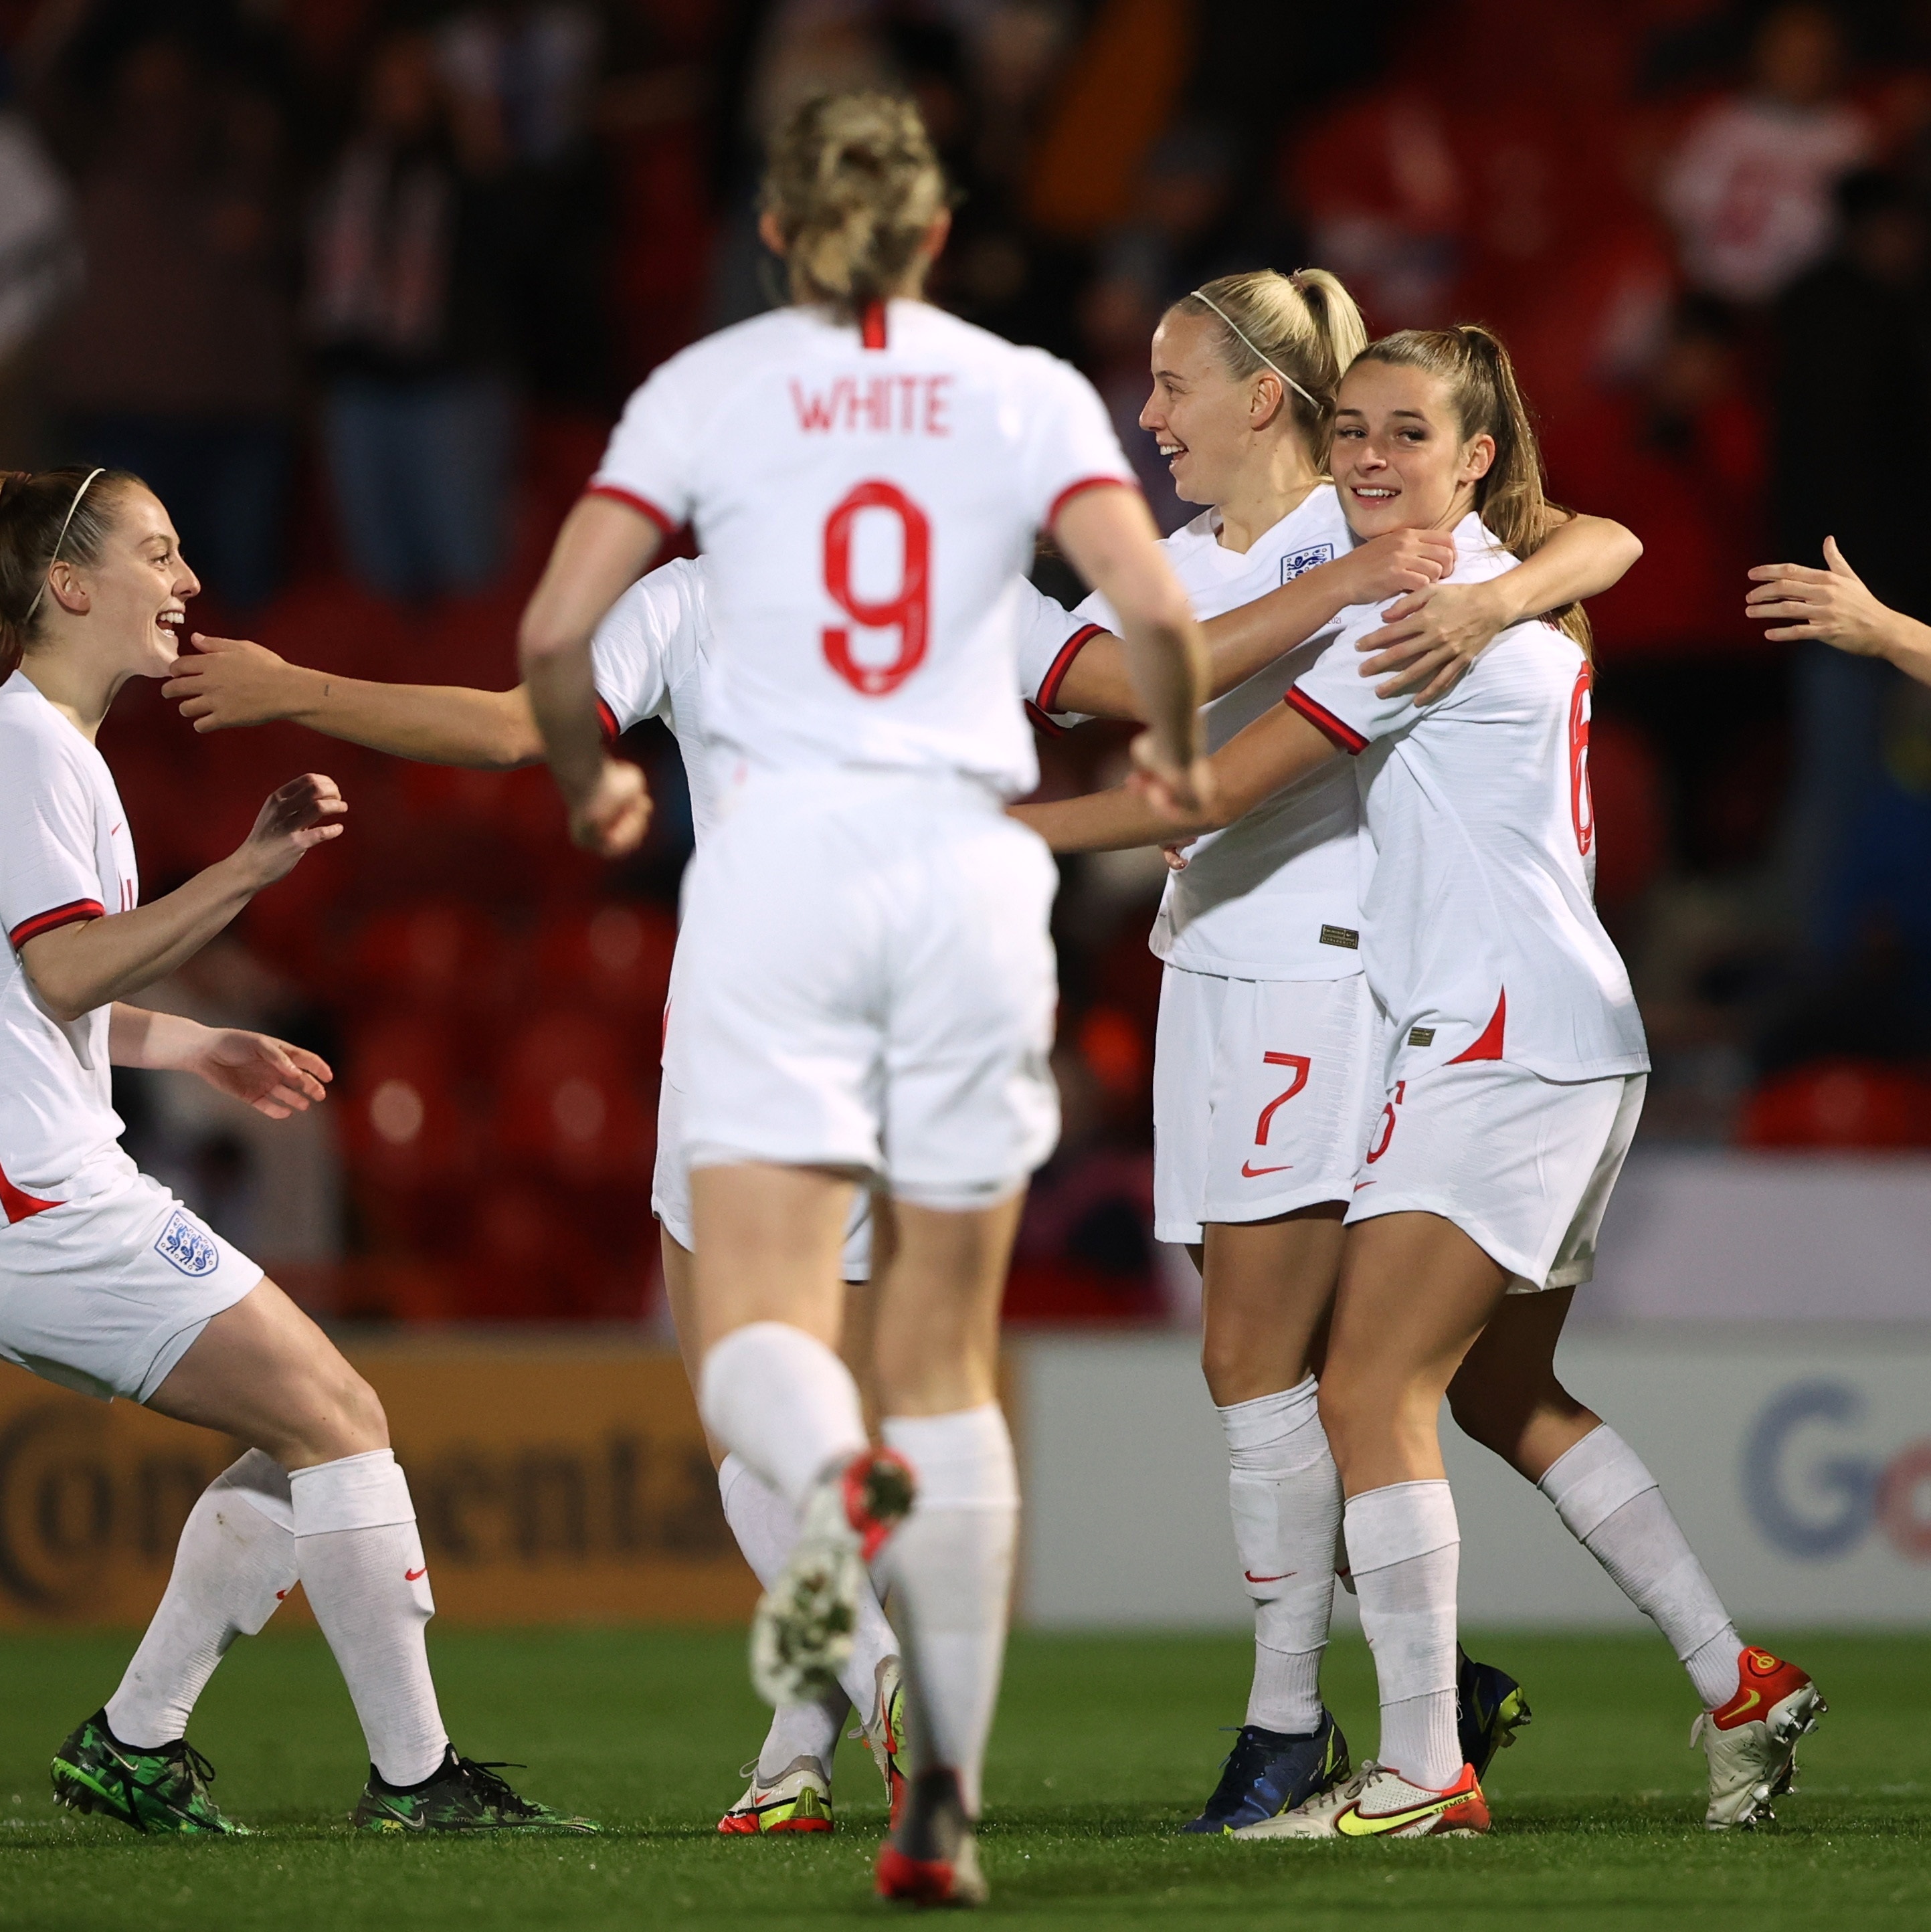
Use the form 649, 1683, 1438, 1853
0, 90, 1830, 1903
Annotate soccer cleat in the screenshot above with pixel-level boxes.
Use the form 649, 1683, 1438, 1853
1690, 1647, 1826, 1831
876, 1767, 988, 1907
1180, 1711, 1350, 1833
1232, 1759, 1489, 1840
352, 1751, 599, 1833
856, 1654, 907, 1820
1457, 1648, 1532, 1779
750, 1449, 915, 1707
50, 1710, 249, 1835
718, 1754, 834, 1835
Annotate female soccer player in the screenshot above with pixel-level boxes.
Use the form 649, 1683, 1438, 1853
515, 90, 1212, 1903
0, 467, 585, 1836
1018, 330, 1824, 1838
1007, 270, 1641, 1832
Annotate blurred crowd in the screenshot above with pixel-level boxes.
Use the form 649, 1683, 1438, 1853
4, 0, 1931, 1324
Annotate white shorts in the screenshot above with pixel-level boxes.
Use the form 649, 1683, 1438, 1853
654, 1068, 875, 1280
674, 769, 1061, 1203
1345, 1061, 1647, 1290
1152, 965, 1379, 1245
0, 1153, 262, 1402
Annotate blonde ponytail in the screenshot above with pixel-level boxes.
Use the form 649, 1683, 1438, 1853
1353, 323, 1591, 656
1168, 268, 1367, 462
762, 92, 948, 319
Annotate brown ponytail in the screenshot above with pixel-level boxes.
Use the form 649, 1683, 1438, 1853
1352, 324, 1591, 656
0, 466, 144, 680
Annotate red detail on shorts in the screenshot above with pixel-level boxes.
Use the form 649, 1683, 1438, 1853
1240, 1161, 1294, 1178
1364, 1080, 1406, 1165
0, 1161, 62, 1225
275, 1588, 289, 1600
1447, 990, 1506, 1064
1035, 623, 1105, 716
584, 482, 676, 538
1045, 476, 1137, 528
405, 1566, 427, 1581
595, 695, 620, 745
1710, 1649, 1813, 1730
9, 898, 106, 949
860, 300, 888, 350
1283, 686, 1367, 755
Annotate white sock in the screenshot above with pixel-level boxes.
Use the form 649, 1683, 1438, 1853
1346, 1480, 1462, 1791
1538, 1426, 1740, 1708
718, 1453, 903, 1779
289, 1449, 449, 1787
105, 1452, 297, 1748
1219, 1377, 1339, 1735
878, 1404, 1018, 1819
699, 1323, 868, 1512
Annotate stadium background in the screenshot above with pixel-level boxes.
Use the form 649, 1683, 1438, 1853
0, 0, 1925, 1639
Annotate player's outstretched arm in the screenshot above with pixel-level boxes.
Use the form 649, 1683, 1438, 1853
520, 494, 662, 856
1746, 537, 1931, 684
109, 1006, 334, 1119
1052, 484, 1210, 813
1048, 526, 1458, 721
1014, 701, 1338, 854
164, 634, 542, 769
19, 775, 345, 1022
1353, 510, 1643, 702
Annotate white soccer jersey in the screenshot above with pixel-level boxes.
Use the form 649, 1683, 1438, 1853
0, 670, 138, 1199
591, 298, 1134, 797
1286, 514, 1650, 1084
1016, 484, 1366, 981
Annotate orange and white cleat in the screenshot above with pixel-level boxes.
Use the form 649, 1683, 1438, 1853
875, 1767, 988, 1907
717, 1754, 834, 1835
1691, 1647, 1826, 1831
1232, 1759, 1489, 1841
855, 1654, 907, 1822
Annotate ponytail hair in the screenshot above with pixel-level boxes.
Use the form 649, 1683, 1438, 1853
0, 466, 145, 680
1351, 323, 1590, 655
1168, 268, 1368, 462
762, 92, 948, 318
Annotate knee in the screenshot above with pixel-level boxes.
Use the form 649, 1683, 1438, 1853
287, 1359, 389, 1465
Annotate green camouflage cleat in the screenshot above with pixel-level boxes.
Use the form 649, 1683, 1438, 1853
51, 1711, 250, 1835
353, 1753, 600, 1834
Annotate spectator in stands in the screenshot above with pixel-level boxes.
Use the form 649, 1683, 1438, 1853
50, 37, 296, 606
1660, 3, 1871, 307
309, 30, 516, 602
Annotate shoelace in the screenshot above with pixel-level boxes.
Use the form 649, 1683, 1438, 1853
454, 1759, 542, 1817
107, 1737, 219, 1831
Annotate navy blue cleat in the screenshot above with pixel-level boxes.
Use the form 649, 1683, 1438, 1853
1457, 1648, 1532, 1779
1181, 1711, 1350, 1834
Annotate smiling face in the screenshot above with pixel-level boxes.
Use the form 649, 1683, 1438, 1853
1139, 308, 1284, 508
1329, 359, 1494, 539
38, 484, 199, 681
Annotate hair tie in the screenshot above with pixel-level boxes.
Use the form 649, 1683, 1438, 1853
1189, 290, 1321, 411
23, 468, 104, 625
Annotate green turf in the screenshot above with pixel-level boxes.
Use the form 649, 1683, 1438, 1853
0, 1628, 1922, 1931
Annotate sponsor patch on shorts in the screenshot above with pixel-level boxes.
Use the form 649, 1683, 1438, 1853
1408, 1026, 1436, 1047
153, 1210, 220, 1278
1281, 544, 1335, 583
1319, 924, 1359, 949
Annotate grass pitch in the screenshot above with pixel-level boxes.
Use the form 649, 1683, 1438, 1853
0, 1628, 1922, 1931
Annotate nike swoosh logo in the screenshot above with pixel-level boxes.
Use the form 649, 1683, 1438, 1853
1729, 1689, 1761, 1718
1240, 1161, 1294, 1177
109, 822, 122, 836
1352, 1180, 1375, 1191
1335, 1792, 1471, 1836
405, 1567, 427, 1581
1244, 1570, 1295, 1583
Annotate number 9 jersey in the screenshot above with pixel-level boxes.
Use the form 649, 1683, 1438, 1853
589, 298, 1133, 794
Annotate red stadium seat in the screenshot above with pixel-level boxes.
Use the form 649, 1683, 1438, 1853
490, 1009, 655, 1183
530, 900, 677, 1023
1737, 1058, 1931, 1150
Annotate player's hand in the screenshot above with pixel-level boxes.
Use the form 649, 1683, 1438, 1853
236, 774, 347, 885
569, 755, 652, 858
1339, 526, 1457, 605
1355, 578, 1509, 702
1127, 733, 1216, 824
163, 634, 298, 731
188, 1028, 333, 1119
1746, 538, 1896, 653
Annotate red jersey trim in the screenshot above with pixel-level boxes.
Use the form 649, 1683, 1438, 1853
9, 898, 105, 949
1283, 686, 1368, 756
585, 483, 677, 539
860, 300, 888, 350
0, 1161, 62, 1225
1024, 698, 1069, 739
1036, 622, 1106, 716
1045, 475, 1138, 528
595, 695, 620, 745
1447, 989, 1507, 1064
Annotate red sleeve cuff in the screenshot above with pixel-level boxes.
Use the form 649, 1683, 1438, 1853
585, 482, 678, 539
1284, 686, 1368, 755
595, 695, 620, 745
1036, 622, 1105, 716
1024, 698, 1069, 738
1045, 475, 1138, 528
9, 898, 105, 948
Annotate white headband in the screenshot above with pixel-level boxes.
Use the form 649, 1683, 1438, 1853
1188, 290, 1321, 412
23, 468, 105, 624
